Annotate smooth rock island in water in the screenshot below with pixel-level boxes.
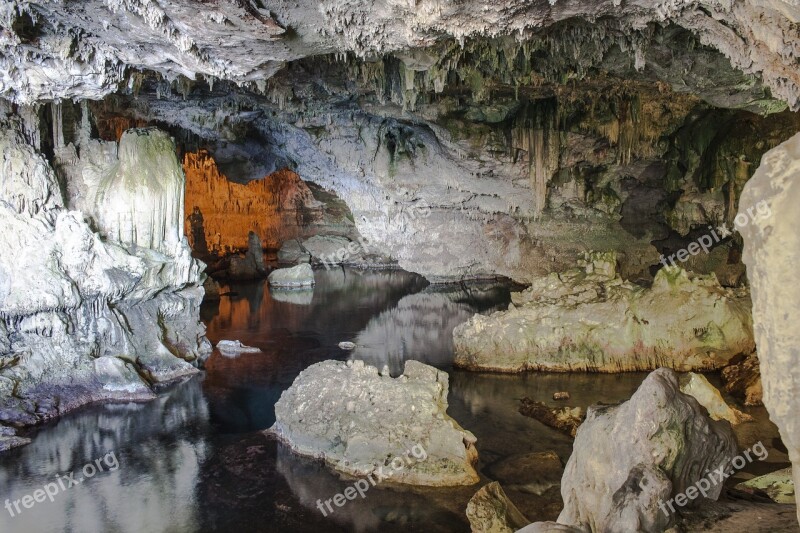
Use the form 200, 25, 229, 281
267, 359, 479, 486
268, 263, 316, 289
454, 253, 754, 372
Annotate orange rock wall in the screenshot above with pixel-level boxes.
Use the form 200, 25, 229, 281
183, 150, 321, 253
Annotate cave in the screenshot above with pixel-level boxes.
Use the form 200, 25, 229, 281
1, 2, 800, 532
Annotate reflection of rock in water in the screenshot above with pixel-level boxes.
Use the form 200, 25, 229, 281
0, 377, 210, 533
274, 441, 469, 533
269, 288, 314, 305
447, 371, 651, 461
350, 285, 510, 375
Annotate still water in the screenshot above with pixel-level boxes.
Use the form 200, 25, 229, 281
0, 269, 774, 533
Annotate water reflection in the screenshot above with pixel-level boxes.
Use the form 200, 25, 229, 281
0, 378, 210, 533
349, 283, 510, 375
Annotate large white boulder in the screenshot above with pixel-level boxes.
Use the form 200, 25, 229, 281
556, 368, 737, 532
268, 359, 479, 486
268, 263, 315, 288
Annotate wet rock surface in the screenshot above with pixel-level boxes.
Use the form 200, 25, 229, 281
466, 481, 530, 533
722, 354, 764, 407
518, 400, 584, 438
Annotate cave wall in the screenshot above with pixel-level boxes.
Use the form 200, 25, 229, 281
183, 151, 324, 254
93, 23, 800, 283
0, 102, 210, 435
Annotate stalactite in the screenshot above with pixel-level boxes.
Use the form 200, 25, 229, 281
51, 102, 64, 150
512, 98, 560, 218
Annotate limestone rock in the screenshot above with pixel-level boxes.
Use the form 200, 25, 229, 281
454, 255, 754, 372
486, 451, 563, 496
516, 523, 583, 533
226, 231, 268, 280
95, 128, 185, 253
0, 114, 210, 427
268, 263, 315, 288
277, 239, 311, 265
0, 425, 30, 452
268, 359, 480, 486
217, 340, 261, 357
678, 372, 753, 426
302, 235, 369, 266
519, 400, 584, 438
735, 467, 796, 504
557, 368, 738, 532
738, 132, 800, 518
202, 275, 221, 301
183, 152, 324, 252
466, 481, 531, 533
721, 354, 763, 407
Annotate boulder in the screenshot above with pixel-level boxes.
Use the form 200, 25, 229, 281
738, 132, 800, 519
454, 253, 754, 372
678, 372, 753, 425
556, 368, 738, 532
486, 451, 563, 496
518, 399, 584, 438
268, 263, 315, 288
466, 481, 531, 533
217, 340, 261, 357
721, 354, 763, 406
735, 467, 795, 504
267, 359, 479, 486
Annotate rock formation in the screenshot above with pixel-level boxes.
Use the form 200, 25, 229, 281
465, 482, 531, 533
738, 132, 800, 518
183, 150, 325, 253
518, 400, 584, 438
454, 253, 754, 372
268, 264, 316, 289
550, 368, 737, 532
268, 359, 479, 486
226, 231, 268, 280
678, 372, 753, 426
95, 128, 185, 253
735, 467, 796, 504
0, 107, 210, 437
722, 354, 764, 407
